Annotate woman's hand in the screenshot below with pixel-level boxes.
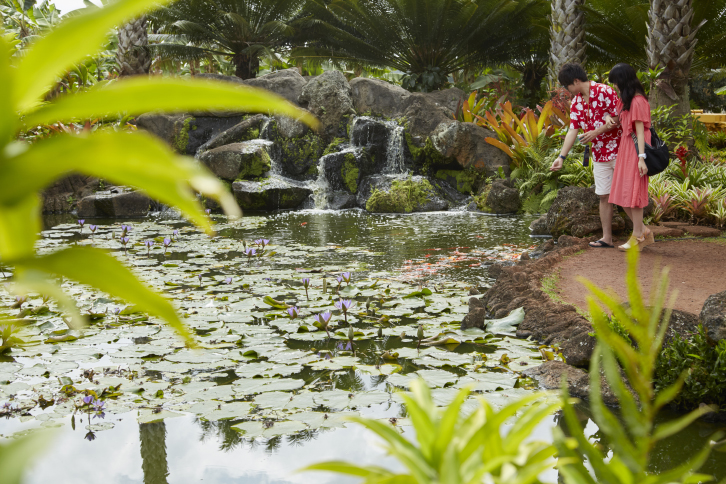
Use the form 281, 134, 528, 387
638, 158, 648, 177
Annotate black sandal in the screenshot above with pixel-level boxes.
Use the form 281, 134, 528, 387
589, 240, 614, 248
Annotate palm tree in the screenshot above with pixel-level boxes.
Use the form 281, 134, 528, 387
117, 16, 151, 77
148, 0, 306, 79
296, 0, 542, 92
646, 0, 705, 115
548, 0, 587, 87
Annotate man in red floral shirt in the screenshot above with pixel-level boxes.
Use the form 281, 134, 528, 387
550, 63, 623, 248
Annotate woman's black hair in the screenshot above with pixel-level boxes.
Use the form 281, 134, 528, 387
608, 63, 646, 111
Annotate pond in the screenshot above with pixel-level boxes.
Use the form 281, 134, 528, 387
1, 210, 724, 483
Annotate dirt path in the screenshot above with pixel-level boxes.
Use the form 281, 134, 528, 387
552, 239, 726, 315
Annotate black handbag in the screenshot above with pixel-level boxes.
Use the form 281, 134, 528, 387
631, 127, 670, 176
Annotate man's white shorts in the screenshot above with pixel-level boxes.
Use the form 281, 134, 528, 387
593, 158, 616, 196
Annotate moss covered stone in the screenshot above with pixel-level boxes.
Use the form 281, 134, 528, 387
323, 138, 348, 156
365, 176, 434, 213
434, 169, 479, 194
341, 153, 359, 193
473, 184, 493, 212
405, 131, 446, 174
174, 116, 194, 153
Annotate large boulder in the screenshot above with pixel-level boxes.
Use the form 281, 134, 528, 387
350, 116, 391, 171
299, 70, 355, 140
197, 114, 267, 154
545, 186, 626, 238
357, 175, 449, 213
198, 140, 275, 181
242, 68, 307, 105
321, 147, 374, 195
431, 121, 511, 177
77, 188, 151, 218
701, 291, 726, 342
529, 215, 549, 236
485, 179, 521, 214
349, 77, 411, 117
232, 175, 312, 210
262, 118, 324, 180
402, 93, 454, 141
135, 113, 245, 155
42, 175, 100, 213
423, 88, 466, 113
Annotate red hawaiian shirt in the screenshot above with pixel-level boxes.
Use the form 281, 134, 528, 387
569, 82, 623, 163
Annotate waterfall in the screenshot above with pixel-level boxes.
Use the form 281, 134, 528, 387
311, 154, 331, 209
384, 123, 407, 174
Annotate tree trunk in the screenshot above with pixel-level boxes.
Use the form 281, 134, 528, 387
548, 0, 587, 87
139, 422, 169, 484
233, 53, 260, 80
647, 0, 705, 117
117, 16, 151, 77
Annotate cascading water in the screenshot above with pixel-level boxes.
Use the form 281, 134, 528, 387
383, 122, 408, 174
311, 154, 332, 209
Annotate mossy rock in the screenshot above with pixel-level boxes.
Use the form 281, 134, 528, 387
263, 119, 324, 180
199, 140, 273, 181
434, 169, 480, 194
404, 131, 447, 174
361, 175, 448, 213
322, 148, 372, 194
232, 176, 312, 210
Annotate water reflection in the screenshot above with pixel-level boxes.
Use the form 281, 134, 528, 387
140, 422, 169, 484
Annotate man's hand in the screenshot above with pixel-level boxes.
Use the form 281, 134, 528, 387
550, 158, 563, 171
604, 116, 618, 130
579, 129, 600, 143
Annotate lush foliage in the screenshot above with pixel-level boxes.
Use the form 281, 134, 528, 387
0, 0, 315, 341
655, 325, 726, 412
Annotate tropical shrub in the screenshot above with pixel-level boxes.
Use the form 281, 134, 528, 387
297, 0, 541, 92
149, 0, 307, 79
655, 325, 726, 412
0, 0, 315, 341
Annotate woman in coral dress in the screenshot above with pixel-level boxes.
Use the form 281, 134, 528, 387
607, 63, 654, 251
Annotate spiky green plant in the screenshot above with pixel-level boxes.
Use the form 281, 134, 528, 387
297, 0, 543, 92
303, 379, 559, 483
148, 0, 307, 79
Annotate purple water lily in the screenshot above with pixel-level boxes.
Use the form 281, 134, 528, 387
345, 340, 352, 351
144, 240, 154, 256
163, 237, 172, 255
254, 239, 270, 248
120, 224, 131, 235
83, 395, 94, 405
314, 311, 333, 337
335, 299, 355, 324
341, 272, 351, 285
77, 219, 85, 232
120, 236, 129, 253
84, 430, 97, 441
335, 276, 343, 293
172, 229, 180, 239
302, 278, 311, 300
198, 273, 203, 286
287, 306, 300, 320
205, 209, 212, 215
89, 225, 97, 237
225, 277, 233, 284
244, 247, 256, 264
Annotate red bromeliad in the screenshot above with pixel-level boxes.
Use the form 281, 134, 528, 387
675, 145, 689, 178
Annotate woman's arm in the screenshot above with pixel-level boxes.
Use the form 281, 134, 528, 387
635, 120, 647, 176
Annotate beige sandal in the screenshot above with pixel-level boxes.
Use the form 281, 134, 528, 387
642, 227, 655, 247
618, 234, 645, 252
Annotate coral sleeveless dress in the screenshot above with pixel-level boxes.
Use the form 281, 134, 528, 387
608, 95, 651, 208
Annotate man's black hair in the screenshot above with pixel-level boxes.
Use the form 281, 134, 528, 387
558, 63, 589, 87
